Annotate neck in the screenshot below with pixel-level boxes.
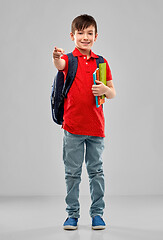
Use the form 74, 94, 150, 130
76, 47, 91, 58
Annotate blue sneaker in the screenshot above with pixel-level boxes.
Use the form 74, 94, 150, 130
92, 216, 106, 230
63, 217, 78, 230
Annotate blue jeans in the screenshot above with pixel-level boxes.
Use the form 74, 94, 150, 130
63, 130, 105, 218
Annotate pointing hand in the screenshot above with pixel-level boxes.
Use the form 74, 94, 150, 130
53, 46, 65, 60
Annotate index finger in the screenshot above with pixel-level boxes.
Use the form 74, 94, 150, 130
54, 47, 64, 54
95, 80, 101, 83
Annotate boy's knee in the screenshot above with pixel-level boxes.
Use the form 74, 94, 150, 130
65, 166, 83, 179
86, 166, 104, 178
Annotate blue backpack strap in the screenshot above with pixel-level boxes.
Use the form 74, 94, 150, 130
96, 55, 105, 108
96, 55, 104, 67
61, 53, 78, 99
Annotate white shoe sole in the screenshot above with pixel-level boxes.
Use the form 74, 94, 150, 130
63, 225, 78, 230
92, 225, 106, 230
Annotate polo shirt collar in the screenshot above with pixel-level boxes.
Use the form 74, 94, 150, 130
73, 47, 99, 59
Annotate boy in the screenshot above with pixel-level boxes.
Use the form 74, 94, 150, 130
53, 14, 116, 230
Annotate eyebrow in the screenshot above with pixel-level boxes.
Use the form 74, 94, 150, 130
77, 29, 94, 32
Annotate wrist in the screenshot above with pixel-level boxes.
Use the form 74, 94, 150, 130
104, 85, 109, 95
53, 56, 61, 61
104, 85, 112, 99
53, 58, 66, 71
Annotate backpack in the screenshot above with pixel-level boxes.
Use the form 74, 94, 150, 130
51, 52, 104, 125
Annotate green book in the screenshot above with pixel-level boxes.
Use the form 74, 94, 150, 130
99, 63, 106, 99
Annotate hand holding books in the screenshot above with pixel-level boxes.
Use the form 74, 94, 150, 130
93, 79, 107, 95
92, 63, 107, 108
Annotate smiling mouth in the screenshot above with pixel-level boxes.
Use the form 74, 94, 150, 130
81, 42, 90, 44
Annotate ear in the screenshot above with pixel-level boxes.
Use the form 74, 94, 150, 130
70, 32, 74, 41
94, 33, 98, 42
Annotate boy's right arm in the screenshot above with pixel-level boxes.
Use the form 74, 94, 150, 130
53, 47, 66, 71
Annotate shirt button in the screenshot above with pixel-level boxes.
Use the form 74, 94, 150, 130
84, 57, 86, 59
86, 62, 88, 65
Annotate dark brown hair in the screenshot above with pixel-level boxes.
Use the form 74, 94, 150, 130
71, 14, 97, 34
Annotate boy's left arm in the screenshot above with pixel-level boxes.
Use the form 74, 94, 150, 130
92, 80, 116, 99
105, 80, 116, 99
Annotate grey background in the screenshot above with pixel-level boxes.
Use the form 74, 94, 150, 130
0, 0, 162, 196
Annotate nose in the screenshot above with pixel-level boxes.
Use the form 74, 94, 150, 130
83, 33, 88, 40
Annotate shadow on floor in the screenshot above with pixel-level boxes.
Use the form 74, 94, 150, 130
0, 225, 163, 240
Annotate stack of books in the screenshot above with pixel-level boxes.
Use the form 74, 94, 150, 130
93, 63, 106, 108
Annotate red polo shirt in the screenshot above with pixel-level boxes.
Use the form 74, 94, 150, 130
61, 48, 112, 137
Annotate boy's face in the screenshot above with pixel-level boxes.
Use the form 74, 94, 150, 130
70, 25, 98, 54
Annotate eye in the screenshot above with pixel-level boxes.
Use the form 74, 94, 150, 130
89, 32, 93, 35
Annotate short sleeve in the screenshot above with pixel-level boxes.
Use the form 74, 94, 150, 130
104, 58, 112, 81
